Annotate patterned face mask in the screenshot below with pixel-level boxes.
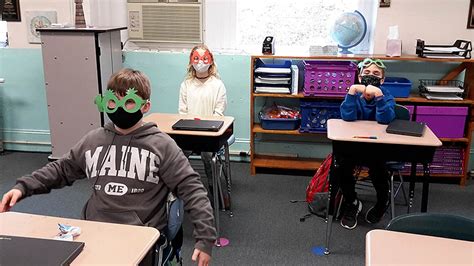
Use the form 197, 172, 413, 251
360, 75, 382, 87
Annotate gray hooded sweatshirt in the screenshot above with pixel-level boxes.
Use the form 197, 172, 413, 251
13, 122, 216, 255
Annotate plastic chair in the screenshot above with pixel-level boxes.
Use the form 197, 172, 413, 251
386, 213, 474, 242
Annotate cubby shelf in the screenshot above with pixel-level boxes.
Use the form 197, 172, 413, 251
249, 55, 474, 185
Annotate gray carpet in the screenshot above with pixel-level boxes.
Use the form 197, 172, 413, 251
1, 151, 473, 265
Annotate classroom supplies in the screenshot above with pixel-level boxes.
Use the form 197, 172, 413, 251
386, 119, 425, 137
419, 79, 466, 101
0, 235, 84, 266
172, 119, 224, 132
303, 61, 357, 97
416, 39, 472, 59
353, 136, 377, 139
415, 106, 468, 138
380, 77, 412, 98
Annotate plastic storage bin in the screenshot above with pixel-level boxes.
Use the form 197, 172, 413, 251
299, 101, 342, 132
381, 77, 412, 98
303, 61, 357, 97
259, 112, 300, 130
416, 106, 468, 138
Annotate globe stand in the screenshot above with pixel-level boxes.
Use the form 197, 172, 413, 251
338, 46, 353, 54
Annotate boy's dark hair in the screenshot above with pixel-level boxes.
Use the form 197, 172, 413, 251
107, 68, 151, 100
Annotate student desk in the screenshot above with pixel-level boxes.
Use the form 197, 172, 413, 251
143, 113, 235, 246
366, 229, 474, 265
0, 211, 160, 265
324, 119, 442, 254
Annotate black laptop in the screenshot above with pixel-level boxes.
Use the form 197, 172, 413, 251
386, 119, 426, 137
0, 235, 85, 266
172, 119, 224, 132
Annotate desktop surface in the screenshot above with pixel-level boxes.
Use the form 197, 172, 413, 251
0, 212, 159, 265
0, 234, 84, 266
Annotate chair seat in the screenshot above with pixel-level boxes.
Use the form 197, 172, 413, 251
385, 161, 405, 171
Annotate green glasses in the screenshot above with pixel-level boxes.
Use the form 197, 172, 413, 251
357, 58, 386, 69
94, 88, 147, 114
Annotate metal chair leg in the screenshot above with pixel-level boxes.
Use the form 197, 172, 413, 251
398, 172, 408, 206
390, 171, 396, 220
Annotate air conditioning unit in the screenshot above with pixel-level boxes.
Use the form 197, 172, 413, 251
127, 0, 203, 43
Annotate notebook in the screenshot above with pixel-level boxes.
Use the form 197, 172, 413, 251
0, 235, 85, 266
386, 119, 426, 137
172, 119, 224, 132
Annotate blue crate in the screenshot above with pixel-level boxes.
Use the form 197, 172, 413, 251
381, 77, 412, 98
299, 101, 341, 133
255, 58, 292, 69
259, 112, 300, 130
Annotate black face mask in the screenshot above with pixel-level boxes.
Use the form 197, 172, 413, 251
107, 107, 143, 129
360, 75, 382, 87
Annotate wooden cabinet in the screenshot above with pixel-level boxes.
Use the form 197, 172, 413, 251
250, 55, 474, 185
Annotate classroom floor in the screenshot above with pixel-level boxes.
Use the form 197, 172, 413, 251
1, 151, 473, 266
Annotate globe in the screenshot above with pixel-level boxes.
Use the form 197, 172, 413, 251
330, 10, 367, 54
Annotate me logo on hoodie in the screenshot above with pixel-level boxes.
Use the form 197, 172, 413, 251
104, 182, 128, 196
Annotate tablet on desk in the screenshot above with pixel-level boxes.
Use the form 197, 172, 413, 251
386, 119, 426, 137
172, 119, 224, 132
0, 235, 85, 266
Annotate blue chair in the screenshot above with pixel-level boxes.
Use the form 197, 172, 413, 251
386, 213, 474, 242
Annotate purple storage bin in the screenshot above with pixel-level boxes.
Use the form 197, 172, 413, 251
416, 106, 467, 138
303, 61, 357, 97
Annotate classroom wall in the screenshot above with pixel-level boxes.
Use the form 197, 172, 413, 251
373, 0, 473, 54
1, 0, 473, 167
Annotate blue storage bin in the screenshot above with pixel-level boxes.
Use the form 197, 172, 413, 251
259, 112, 300, 130
300, 101, 341, 133
381, 77, 412, 98
255, 58, 292, 69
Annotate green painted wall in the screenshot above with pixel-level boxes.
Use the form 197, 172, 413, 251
1, 48, 473, 170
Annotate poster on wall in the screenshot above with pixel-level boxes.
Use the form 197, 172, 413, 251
468, 0, 474, 29
1, 0, 21, 22
26, 11, 57, 44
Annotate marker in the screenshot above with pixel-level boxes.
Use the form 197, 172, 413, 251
353, 136, 377, 139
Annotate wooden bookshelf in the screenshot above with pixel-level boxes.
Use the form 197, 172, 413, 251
249, 55, 474, 185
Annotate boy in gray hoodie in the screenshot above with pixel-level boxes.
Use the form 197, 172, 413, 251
0, 68, 216, 265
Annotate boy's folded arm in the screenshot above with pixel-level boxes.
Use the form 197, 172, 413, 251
375, 95, 396, 124
340, 94, 358, 121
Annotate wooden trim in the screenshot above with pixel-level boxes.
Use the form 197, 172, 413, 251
253, 154, 322, 171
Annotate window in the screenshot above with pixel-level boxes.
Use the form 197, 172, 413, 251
205, 0, 377, 55
0, 21, 7, 47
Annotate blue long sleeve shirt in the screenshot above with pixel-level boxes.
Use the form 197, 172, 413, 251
340, 90, 396, 124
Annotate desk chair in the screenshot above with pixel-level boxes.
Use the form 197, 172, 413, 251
386, 213, 474, 242
387, 104, 410, 218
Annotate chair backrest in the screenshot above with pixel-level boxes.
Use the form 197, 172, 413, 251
386, 213, 474, 242
394, 104, 410, 121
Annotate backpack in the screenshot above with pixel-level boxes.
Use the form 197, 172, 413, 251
305, 153, 332, 218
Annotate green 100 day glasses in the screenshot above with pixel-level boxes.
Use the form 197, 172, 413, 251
94, 88, 147, 113
357, 58, 386, 70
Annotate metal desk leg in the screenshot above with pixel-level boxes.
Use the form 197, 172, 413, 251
421, 163, 430, 212
324, 156, 339, 255
408, 162, 416, 213
211, 155, 221, 247
224, 142, 233, 217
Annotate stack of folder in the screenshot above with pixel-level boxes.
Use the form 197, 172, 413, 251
254, 59, 292, 94
419, 79, 465, 101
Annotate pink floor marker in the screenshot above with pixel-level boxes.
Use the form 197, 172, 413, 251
215, 237, 230, 247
